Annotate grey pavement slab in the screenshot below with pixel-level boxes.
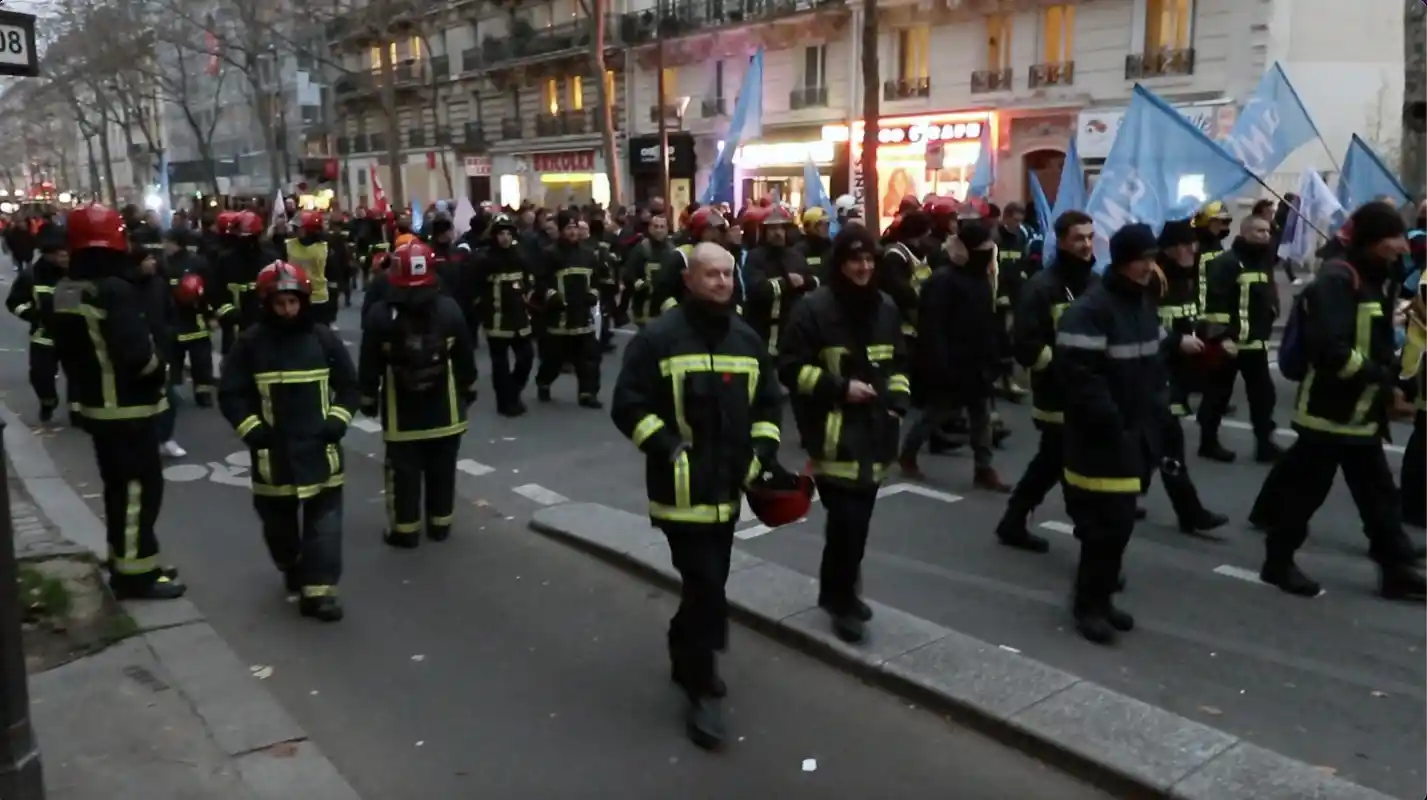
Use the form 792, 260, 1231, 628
530, 501, 1405, 800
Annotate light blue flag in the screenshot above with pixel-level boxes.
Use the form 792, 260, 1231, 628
803, 154, 833, 213
1043, 137, 1086, 263
410, 197, 423, 232
1028, 171, 1052, 241
1336, 133, 1409, 212
1211, 63, 1323, 198
966, 125, 995, 199
1084, 85, 1251, 269
701, 49, 764, 204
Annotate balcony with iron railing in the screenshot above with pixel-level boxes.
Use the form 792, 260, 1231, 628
500, 118, 523, 139
479, 16, 624, 68
535, 109, 593, 137
408, 127, 426, 147
970, 68, 1013, 94
620, 0, 846, 45
700, 97, 726, 118
1028, 61, 1074, 88
391, 60, 425, 85
789, 85, 828, 109
648, 102, 683, 123
1124, 48, 1195, 80
429, 55, 450, 81
883, 76, 930, 101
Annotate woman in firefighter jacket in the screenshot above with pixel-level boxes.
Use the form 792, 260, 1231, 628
218, 260, 359, 622
533, 210, 603, 407
474, 215, 536, 416
741, 206, 819, 356
359, 241, 478, 548
778, 227, 910, 646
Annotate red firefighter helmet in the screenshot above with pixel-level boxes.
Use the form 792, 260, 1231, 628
923, 195, 959, 218
744, 464, 815, 527
173, 272, 205, 306
215, 210, 240, 235
687, 207, 728, 241
298, 210, 324, 234
760, 205, 795, 228
67, 204, 128, 252
389, 241, 439, 289
233, 210, 264, 237
739, 205, 768, 228
255, 260, 311, 299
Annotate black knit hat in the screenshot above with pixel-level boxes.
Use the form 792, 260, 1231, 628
1157, 219, 1196, 248
556, 209, 579, 230
956, 219, 992, 250
1110, 223, 1158, 265
832, 226, 878, 266
897, 210, 932, 240
1348, 201, 1408, 248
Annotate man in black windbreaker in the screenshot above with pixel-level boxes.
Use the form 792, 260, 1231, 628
6, 237, 66, 421
219, 260, 359, 621
359, 241, 477, 548
1197, 214, 1281, 463
611, 241, 783, 750
534, 210, 602, 408
994, 211, 1098, 553
780, 227, 911, 646
1055, 224, 1177, 645
1249, 203, 1425, 602
475, 214, 536, 415
51, 205, 184, 600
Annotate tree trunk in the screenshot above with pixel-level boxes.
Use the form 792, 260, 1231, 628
84, 135, 101, 200
245, 69, 283, 194
859, 0, 879, 226
1403, 0, 1426, 198
591, 1, 623, 207
97, 113, 119, 207
379, 37, 406, 210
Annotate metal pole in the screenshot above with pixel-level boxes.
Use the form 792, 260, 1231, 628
655, 40, 670, 213
0, 420, 46, 799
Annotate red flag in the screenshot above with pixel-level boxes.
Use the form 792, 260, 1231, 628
371, 167, 389, 214
203, 15, 220, 76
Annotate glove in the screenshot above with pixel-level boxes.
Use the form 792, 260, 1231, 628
463, 388, 477, 408
754, 458, 799, 490
243, 425, 272, 450
546, 291, 565, 312
359, 398, 379, 417
320, 416, 347, 443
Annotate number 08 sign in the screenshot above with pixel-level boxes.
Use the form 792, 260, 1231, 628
0, 10, 38, 79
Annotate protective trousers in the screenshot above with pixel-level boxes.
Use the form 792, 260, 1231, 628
1403, 411, 1425, 528
253, 488, 344, 598
662, 521, 735, 697
535, 332, 600, 400
815, 481, 878, 614
1064, 486, 1136, 612
91, 420, 166, 585
599, 286, 618, 347
1255, 438, 1418, 567
1141, 415, 1208, 522
1197, 349, 1275, 442
383, 435, 462, 542
488, 336, 534, 411
1003, 425, 1065, 521
221, 321, 238, 356
173, 335, 216, 405
28, 341, 59, 414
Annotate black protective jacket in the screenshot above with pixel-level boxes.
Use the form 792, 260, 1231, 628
215, 240, 275, 330
359, 292, 477, 442
877, 240, 932, 338
1013, 252, 1096, 427
1149, 255, 1200, 417
474, 243, 534, 338
794, 235, 833, 282
218, 318, 359, 498
622, 236, 673, 324
913, 253, 1000, 407
166, 250, 217, 346
994, 225, 1030, 311
742, 243, 819, 355
612, 300, 782, 526
6, 256, 64, 345
1055, 271, 1170, 493
1202, 237, 1278, 349
537, 239, 601, 336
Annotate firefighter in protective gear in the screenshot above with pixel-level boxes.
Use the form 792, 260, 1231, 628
742, 205, 819, 355
1055, 224, 1177, 645
779, 227, 911, 646
1192, 200, 1233, 311
362, 232, 418, 323
652, 207, 731, 314
285, 211, 337, 326
611, 241, 783, 750
1248, 203, 1425, 602
796, 207, 833, 281
50, 205, 185, 600
7, 237, 66, 421
622, 213, 674, 325
994, 210, 1098, 553
163, 229, 217, 406
360, 242, 477, 547
534, 210, 603, 407
214, 210, 268, 351
219, 261, 357, 622
878, 210, 933, 342
1399, 275, 1425, 530
993, 203, 1031, 401
475, 214, 536, 416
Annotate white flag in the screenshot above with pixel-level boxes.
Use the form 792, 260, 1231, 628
269, 189, 286, 230
453, 197, 477, 238
1278, 169, 1342, 264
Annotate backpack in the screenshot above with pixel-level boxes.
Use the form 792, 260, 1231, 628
1278, 263, 1359, 382
388, 306, 448, 392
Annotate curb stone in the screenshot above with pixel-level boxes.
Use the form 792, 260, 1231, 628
530, 501, 1396, 800
2, 402, 363, 800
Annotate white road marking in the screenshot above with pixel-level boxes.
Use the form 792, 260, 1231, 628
512, 483, 568, 505
351, 418, 382, 433
878, 482, 964, 504
1213, 565, 1263, 583
1039, 520, 1075, 535
456, 459, 495, 477
1219, 419, 1405, 454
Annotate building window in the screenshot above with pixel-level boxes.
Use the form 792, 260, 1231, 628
802, 45, 826, 88
986, 14, 1012, 70
660, 67, 678, 98
570, 75, 584, 110
897, 26, 930, 80
408, 36, 421, 59
544, 78, 559, 114
1145, 0, 1192, 51
1041, 5, 1074, 63
369, 43, 396, 70
605, 69, 615, 103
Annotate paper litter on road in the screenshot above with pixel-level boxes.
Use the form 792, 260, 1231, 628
250, 665, 274, 680
801, 758, 817, 772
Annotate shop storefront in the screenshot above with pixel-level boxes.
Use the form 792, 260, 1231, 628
1076, 100, 1237, 168
492, 149, 612, 209
628, 133, 697, 210
729, 125, 843, 212
463, 155, 493, 205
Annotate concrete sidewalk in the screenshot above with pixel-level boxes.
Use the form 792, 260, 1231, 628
6, 411, 362, 800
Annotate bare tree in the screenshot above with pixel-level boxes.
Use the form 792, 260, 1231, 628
1404, 0, 1426, 198
139, 28, 234, 195
859, 0, 879, 224
576, 0, 622, 207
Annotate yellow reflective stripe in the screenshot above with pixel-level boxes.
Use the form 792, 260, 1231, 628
1031, 407, 1064, 424
254, 368, 330, 384
673, 450, 692, 509
751, 420, 780, 441
657, 354, 760, 375
649, 501, 738, 523
633, 414, 665, 447
30, 335, 53, 346
12, 302, 31, 315
659, 297, 678, 312
77, 397, 168, 420
887, 374, 910, 394
744, 455, 762, 486
1201, 312, 1231, 323
1237, 340, 1265, 350
328, 406, 353, 424
302, 584, 336, 598
257, 449, 271, 484
177, 330, 210, 342
430, 514, 454, 526
811, 459, 889, 483
383, 422, 468, 442
867, 344, 894, 361
1401, 322, 1426, 380
250, 474, 344, 498
1063, 469, 1140, 493
235, 415, 263, 437
555, 267, 593, 279
1168, 403, 1189, 416
32, 285, 53, 295
124, 479, 141, 563
1032, 346, 1053, 371
139, 354, 161, 376
823, 409, 843, 462
797, 365, 822, 394
215, 303, 236, 317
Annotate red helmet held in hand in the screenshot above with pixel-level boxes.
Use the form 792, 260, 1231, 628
173, 272, 205, 306
255, 260, 311, 300
744, 463, 814, 528
67, 204, 128, 252
389, 241, 439, 289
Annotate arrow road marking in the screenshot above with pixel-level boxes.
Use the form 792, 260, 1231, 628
457, 459, 495, 477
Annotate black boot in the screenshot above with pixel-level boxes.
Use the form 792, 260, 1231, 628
383, 529, 421, 549
299, 595, 344, 622
1073, 546, 1118, 644
427, 523, 451, 542
1198, 435, 1237, 463
537, 386, 552, 402
283, 569, 302, 594
1259, 558, 1322, 597
1104, 602, 1135, 632
110, 572, 187, 601
819, 596, 874, 622
995, 514, 1051, 553
684, 696, 726, 750
38, 403, 55, 423
1178, 510, 1230, 539
1254, 439, 1285, 463
577, 394, 603, 409
1073, 600, 1117, 645
1379, 564, 1427, 601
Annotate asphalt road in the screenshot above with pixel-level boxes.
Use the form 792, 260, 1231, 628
0, 285, 1114, 798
